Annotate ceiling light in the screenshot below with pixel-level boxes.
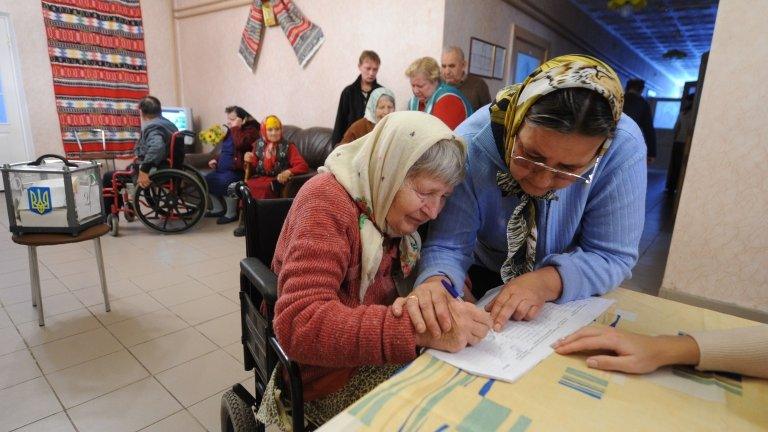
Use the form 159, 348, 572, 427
607, 0, 647, 17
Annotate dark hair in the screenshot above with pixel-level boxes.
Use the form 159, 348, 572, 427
225, 105, 252, 121
626, 79, 645, 93
138, 95, 162, 117
525, 88, 615, 137
359, 50, 381, 65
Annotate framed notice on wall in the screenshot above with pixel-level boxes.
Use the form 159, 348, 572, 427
469, 37, 506, 80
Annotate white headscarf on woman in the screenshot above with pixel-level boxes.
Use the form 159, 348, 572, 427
319, 111, 465, 301
363, 87, 396, 124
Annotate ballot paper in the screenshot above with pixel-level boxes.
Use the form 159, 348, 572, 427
428, 287, 614, 383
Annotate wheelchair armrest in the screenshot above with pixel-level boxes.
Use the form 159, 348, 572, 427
240, 257, 277, 305
281, 171, 317, 198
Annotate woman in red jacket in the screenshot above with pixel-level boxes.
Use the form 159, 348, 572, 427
204, 106, 259, 224
255, 111, 492, 429
243, 115, 309, 200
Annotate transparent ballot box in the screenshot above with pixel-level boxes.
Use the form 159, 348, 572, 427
2, 154, 105, 236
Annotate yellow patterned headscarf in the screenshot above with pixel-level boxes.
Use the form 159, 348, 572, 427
489, 54, 624, 283
490, 54, 624, 168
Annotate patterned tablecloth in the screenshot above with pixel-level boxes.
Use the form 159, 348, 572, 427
321, 288, 768, 431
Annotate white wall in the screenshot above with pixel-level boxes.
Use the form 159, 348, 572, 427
0, 0, 177, 158
174, 0, 446, 130
442, 0, 679, 98
661, 0, 768, 315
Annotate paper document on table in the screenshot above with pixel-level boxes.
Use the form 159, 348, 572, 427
428, 287, 614, 383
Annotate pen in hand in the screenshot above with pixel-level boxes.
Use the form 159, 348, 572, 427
441, 278, 463, 302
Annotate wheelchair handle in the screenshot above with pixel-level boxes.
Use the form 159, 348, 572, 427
28, 154, 78, 168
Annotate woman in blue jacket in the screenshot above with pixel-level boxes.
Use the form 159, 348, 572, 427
398, 55, 647, 336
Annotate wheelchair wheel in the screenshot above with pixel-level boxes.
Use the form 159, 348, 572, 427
106, 214, 119, 237
133, 169, 206, 234
182, 163, 209, 196
124, 202, 136, 222
221, 389, 259, 432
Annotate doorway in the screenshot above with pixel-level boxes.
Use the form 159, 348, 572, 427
509, 25, 549, 85
0, 14, 33, 190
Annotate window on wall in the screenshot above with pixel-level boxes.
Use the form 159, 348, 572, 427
514, 52, 540, 84
0, 74, 7, 124
652, 99, 682, 129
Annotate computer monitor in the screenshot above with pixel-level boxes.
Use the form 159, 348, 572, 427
161, 106, 193, 131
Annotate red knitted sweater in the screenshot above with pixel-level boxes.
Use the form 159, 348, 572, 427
272, 173, 418, 401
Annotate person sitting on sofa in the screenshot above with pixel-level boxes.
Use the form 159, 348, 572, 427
340, 87, 396, 144
234, 115, 310, 238
255, 111, 492, 429
204, 106, 260, 224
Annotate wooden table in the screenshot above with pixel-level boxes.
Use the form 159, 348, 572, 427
321, 288, 768, 431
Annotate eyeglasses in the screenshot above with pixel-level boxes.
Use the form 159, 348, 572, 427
511, 134, 607, 185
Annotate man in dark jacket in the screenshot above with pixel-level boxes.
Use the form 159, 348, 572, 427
623, 79, 657, 163
102, 95, 178, 213
330, 50, 382, 145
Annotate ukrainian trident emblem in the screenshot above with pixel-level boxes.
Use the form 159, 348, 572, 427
27, 187, 52, 215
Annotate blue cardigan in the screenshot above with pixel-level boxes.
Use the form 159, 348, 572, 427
415, 106, 647, 303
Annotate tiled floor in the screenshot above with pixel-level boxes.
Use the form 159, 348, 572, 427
0, 205, 254, 432
0, 168, 677, 431
622, 168, 676, 296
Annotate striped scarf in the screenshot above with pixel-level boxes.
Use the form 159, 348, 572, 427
239, 0, 324, 70
489, 54, 623, 283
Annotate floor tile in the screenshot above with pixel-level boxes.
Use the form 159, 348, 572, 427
130, 272, 195, 292
169, 294, 238, 326
0, 377, 62, 431
71, 279, 143, 307
178, 255, 241, 280
223, 342, 244, 364
30, 327, 122, 374
0, 257, 28, 275
0, 326, 27, 356
129, 327, 217, 374
67, 377, 182, 432
0, 349, 41, 390
195, 311, 240, 347
0, 278, 70, 306
47, 349, 148, 408
59, 267, 124, 291
187, 390, 226, 432
107, 308, 189, 347
14, 412, 76, 432
4, 292, 84, 325
17, 308, 101, 347
139, 410, 206, 432
147, 280, 215, 308
88, 292, 164, 326
0, 267, 55, 290
156, 349, 250, 407
38, 247, 94, 266
46, 257, 105, 279
0, 308, 12, 329
196, 270, 240, 293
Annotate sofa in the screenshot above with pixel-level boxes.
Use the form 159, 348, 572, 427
185, 125, 334, 198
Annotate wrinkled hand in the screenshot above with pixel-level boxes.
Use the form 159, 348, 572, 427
392, 276, 454, 337
243, 152, 254, 163
137, 171, 151, 188
414, 301, 492, 353
486, 271, 552, 330
208, 159, 218, 169
276, 169, 293, 184
553, 326, 700, 374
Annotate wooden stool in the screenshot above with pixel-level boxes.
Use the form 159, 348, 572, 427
12, 224, 111, 326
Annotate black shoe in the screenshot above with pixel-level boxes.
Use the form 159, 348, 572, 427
205, 210, 225, 218
217, 215, 238, 225
233, 225, 246, 237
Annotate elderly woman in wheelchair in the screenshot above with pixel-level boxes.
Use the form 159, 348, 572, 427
251, 111, 493, 429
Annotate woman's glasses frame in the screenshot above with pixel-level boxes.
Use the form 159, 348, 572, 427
510, 134, 608, 185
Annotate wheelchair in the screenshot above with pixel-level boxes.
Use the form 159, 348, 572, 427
219, 182, 310, 432
102, 130, 208, 235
